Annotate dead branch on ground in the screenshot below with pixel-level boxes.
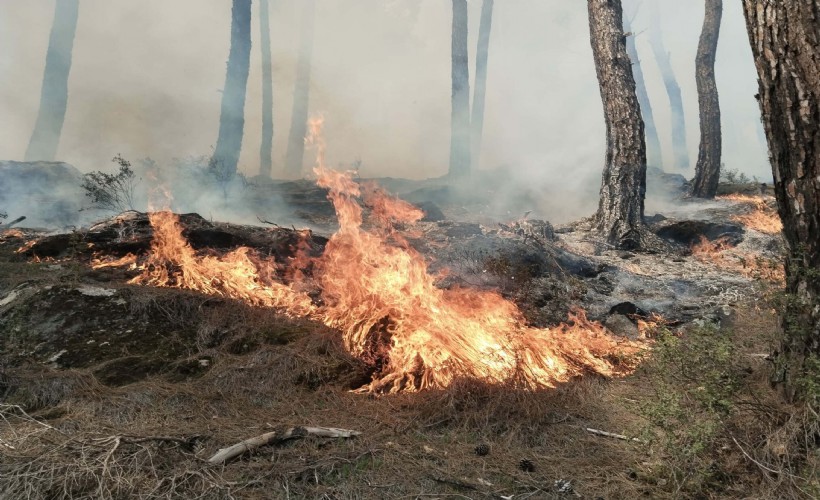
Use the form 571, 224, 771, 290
208, 426, 361, 464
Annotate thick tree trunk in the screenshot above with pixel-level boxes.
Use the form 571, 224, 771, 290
649, 1, 689, 171
587, 0, 648, 251
211, 0, 252, 181
449, 0, 471, 177
691, 0, 723, 198
742, 0, 820, 402
623, 15, 662, 169
470, 0, 493, 169
259, 0, 273, 178
285, 0, 316, 177
25, 0, 79, 162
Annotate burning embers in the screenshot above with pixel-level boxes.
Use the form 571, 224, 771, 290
89, 120, 643, 392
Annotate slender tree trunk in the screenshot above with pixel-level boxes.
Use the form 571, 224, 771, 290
742, 0, 820, 402
285, 0, 316, 177
623, 15, 662, 169
259, 0, 273, 178
649, 1, 689, 171
449, 0, 471, 177
25, 0, 79, 162
691, 0, 723, 198
470, 0, 493, 169
588, 0, 648, 251
211, 0, 252, 181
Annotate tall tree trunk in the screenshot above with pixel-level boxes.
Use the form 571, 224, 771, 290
649, 1, 689, 171
259, 0, 273, 178
285, 0, 316, 177
742, 0, 820, 402
211, 0, 253, 181
588, 0, 648, 251
25, 0, 79, 162
623, 14, 662, 169
691, 0, 723, 198
449, 0, 471, 177
470, 0, 493, 169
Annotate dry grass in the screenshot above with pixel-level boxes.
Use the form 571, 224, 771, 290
1, 244, 817, 498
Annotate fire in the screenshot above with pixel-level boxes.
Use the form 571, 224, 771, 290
91, 253, 138, 270
691, 236, 784, 283
717, 194, 783, 234
128, 211, 316, 316
114, 118, 643, 392
1, 229, 25, 239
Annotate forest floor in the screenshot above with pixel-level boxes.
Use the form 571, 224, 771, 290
0, 181, 817, 499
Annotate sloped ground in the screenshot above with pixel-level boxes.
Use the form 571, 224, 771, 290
0, 193, 816, 499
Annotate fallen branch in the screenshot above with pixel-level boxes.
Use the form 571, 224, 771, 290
0, 216, 26, 228
208, 426, 361, 464
585, 427, 646, 443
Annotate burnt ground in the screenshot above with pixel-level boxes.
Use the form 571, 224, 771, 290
0, 185, 816, 499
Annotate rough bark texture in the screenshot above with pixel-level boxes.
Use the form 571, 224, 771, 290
623, 15, 662, 169
259, 0, 273, 178
649, 1, 690, 171
449, 0, 471, 177
25, 0, 79, 162
588, 0, 648, 251
742, 0, 820, 401
285, 0, 316, 176
211, 0, 252, 180
691, 0, 723, 199
470, 0, 493, 169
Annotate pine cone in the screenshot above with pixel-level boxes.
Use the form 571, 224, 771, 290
518, 458, 535, 472
474, 443, 489, 456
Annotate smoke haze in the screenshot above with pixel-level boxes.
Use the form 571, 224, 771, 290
0, 0, 769, 223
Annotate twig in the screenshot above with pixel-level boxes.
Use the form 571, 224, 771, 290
429, 475, 479, 491
256, 216, 280, 227
731, 436, 782, 476
585, 427, 646, 443
208, 426, 360, 464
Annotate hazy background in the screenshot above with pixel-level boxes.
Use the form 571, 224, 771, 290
0, 0, 769, 221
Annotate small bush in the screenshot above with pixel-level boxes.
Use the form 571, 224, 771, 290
81, 154, 140, 212
720, 167, 754, 185
639, 324, 740, 493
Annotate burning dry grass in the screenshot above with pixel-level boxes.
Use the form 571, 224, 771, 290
0, 289, 814, 498
691, 236, 785, 283
718, 194, 783, 234
98, 119, 645, 394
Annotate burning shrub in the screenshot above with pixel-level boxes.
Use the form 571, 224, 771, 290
81, 154, 140, 213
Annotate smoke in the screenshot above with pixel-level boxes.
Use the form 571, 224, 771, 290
0, 0, 769, 227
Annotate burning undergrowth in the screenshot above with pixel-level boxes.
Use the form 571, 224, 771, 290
94, 120, 642, 393
717, 194, 783, 235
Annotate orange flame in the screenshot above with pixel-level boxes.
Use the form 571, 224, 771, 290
127, 118, 643, 392
691, 236, 784, 283
717, 194, 783, 234
91, 253, 138, 270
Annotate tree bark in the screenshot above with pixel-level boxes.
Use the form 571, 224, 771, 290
470, 0, 493, 169
211, 0, 253, 181
449, 0, 471, 178
259, 0, 273, 178
742, 0, 820, 402
623, 14, 662, 169
25, 0, 79, 162
588, 0, 648, 251
691, 0, 723, 198
649, 1, 690, 171
285, 0, 316, 177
